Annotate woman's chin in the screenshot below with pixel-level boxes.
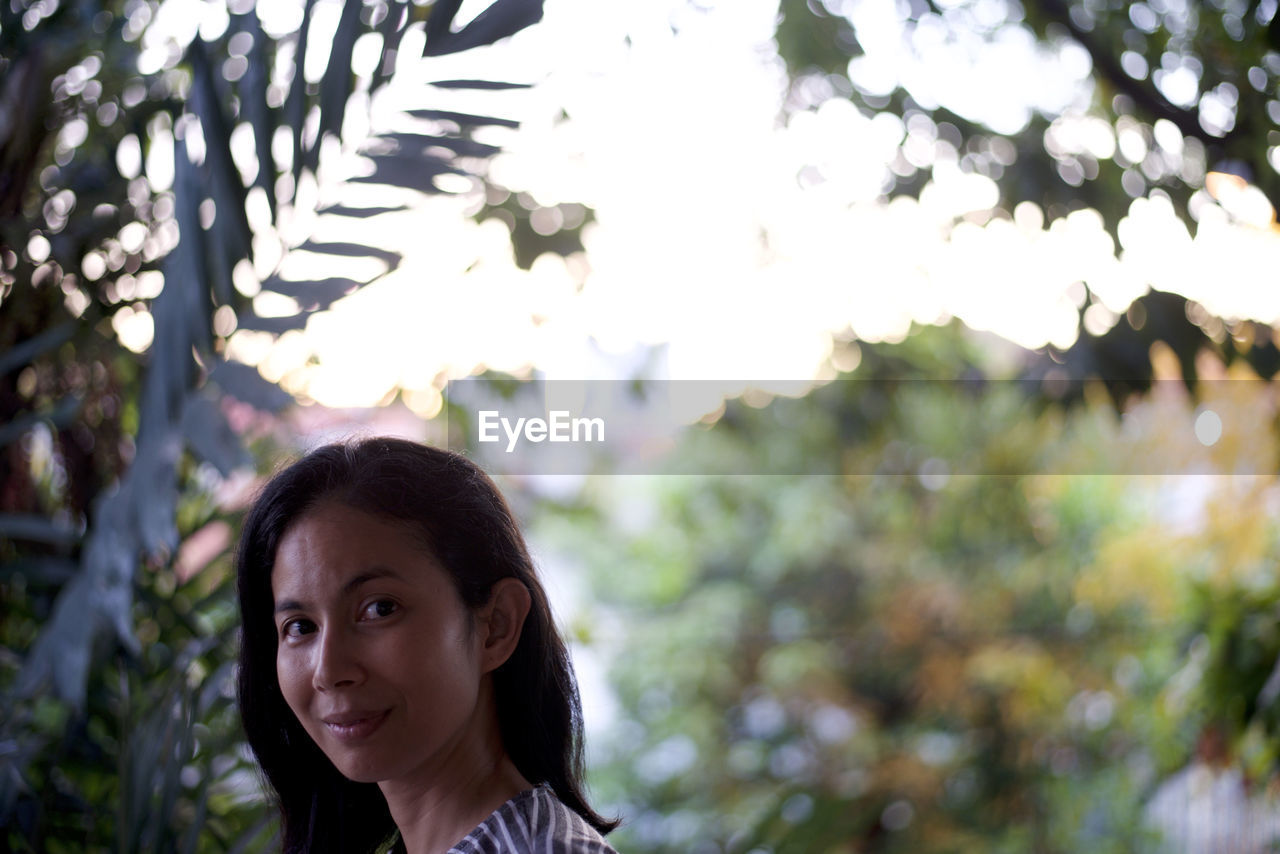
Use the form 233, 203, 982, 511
317, 742, 395, 783
331, 757, 388, 784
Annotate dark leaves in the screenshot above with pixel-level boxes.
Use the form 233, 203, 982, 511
3, 0, 541, 748
207, 359, 294, 412
430, 78, 534, 90
406, 108, 521, 128
349, 151, 470, 194
4, 0, 544, 845
233, 311, 312, 334
422, 0, 544, 57
0, 513, 80, 547
425, 0, 467, 52
187, 40, 252, 280
316, 0, 364, 146
14, 573, 98, 702
141, 139, 204, 434
295, 240, 402, 269
238, 8, 279, 222
181, 393, 250, 477
0, 321, 76, 376
373, 0, 410, 92
0, 395, 80, 449
376, 131, 501, 158
315, 203, 409, 218
261, 275, 361, 307
287, 0, 321, 191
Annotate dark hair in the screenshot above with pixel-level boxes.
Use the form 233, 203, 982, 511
236, 437, 617, 853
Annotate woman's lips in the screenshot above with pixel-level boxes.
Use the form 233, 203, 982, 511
322, 710, 390, 742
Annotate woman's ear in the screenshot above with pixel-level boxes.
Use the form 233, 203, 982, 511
477, 578, 532, 673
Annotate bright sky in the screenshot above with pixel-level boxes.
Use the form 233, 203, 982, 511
140, 0, 1280, 413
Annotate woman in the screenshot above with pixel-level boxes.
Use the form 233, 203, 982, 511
236, 437, 620, 853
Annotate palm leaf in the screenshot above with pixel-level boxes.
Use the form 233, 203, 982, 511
3, 0, 546, 845
238, 8, 279, 222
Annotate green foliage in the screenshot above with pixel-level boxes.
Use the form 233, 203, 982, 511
2, 480, 271, 851
537, 327, 1280, 852
772, 0, 1280, 382
474, 189, 595, 270
775, 0, 861, 79
778, 0, 1278, 217
1, 0, 545, 848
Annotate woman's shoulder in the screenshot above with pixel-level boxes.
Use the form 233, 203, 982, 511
448, 784, 620, 854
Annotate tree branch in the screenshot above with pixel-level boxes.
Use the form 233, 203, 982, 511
1034, 0, 1236, 148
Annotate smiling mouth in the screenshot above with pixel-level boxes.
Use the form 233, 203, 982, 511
323, 711, 390, 742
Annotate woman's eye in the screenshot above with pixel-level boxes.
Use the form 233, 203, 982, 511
281, 618, 315, 638
362, 599, 398, 620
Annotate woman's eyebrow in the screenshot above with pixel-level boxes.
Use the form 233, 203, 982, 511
273, 566, 406, 614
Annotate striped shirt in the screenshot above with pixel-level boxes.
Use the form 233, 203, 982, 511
446, 784, 618, 854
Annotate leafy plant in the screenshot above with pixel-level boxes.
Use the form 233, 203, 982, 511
773, 0, 1280, 386
1, 0, 545, 847
540, 329, 1273, 853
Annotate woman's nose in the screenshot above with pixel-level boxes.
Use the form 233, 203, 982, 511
312, 626, 364, 691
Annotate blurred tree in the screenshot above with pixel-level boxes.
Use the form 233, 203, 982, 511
535, 326, 1280, 853
772, 0, 1280, 389
0, 0, 543, 848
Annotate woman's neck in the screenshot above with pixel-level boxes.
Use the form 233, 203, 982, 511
384, 758, 531, 854
378, 691, 532, 854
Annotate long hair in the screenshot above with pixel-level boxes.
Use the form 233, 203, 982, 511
235, 438, 617, 853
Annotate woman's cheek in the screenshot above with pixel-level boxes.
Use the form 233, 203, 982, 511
276, 648, 310, 713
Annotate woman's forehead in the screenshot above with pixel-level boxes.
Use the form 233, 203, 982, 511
270, 502, 446, 595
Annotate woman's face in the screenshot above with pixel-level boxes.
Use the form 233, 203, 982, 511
271, 501, 489, 785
